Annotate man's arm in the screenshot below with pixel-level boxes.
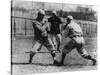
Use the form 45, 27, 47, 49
48, 17, 51, 22
58, 17, 62, 24
63, 24, 68, 30
61, 24, 70, 38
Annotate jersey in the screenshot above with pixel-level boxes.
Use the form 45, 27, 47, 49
48, 15, 62, 34
32, 21, 47, 41
66, 21, 83, 38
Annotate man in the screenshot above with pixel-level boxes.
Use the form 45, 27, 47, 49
58, 15, 97, 66
29, 9, 57, 64
47, 10, 62, 52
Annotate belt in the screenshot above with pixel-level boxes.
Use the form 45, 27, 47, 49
70, 35, 83, 38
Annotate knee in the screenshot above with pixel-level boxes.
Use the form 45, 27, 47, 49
81, 54, 88, 58
51, 51, 56, 57
62, 48, 69, 54
57, 34, 62, 42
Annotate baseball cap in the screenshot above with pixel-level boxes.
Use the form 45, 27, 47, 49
38, 9, 45, 15
52, 10, 57, 14
67, 15, 74, 20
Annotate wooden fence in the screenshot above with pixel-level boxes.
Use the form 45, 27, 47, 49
11, 16, 97, 38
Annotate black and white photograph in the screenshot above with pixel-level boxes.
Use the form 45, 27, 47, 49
11, 0, 97, 75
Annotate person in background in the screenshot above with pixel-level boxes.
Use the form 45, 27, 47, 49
47, 10, 62, 52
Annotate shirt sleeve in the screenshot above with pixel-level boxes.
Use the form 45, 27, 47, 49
56, 17, 61, 24
48, 17, 52, 22
64, 26, 70, 37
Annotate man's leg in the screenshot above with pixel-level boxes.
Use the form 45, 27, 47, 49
56, 34, 62, 52
50, 50, 58, 65
29, 41, 42, 63
59, 51, 66, 65
76, 37, 97, 65
51, 34, 61, 51
77, 48, 97, 65
52, 35, 57, 50
45, 36, 58, 65
50, 35, 62, 65
59, 40, 75, 65
48, 34, 56, 50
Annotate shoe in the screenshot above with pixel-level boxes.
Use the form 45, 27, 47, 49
92, 59, 97, 66
53, 61, 64, 66
57, 62, 64, 66
53, 60, 58, 65
29, 52, 35, 64
29, 59, 32, 64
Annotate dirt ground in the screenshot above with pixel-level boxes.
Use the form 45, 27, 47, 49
11, 36, 97, 75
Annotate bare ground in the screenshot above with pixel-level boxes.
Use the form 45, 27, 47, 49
12, 37, 97, 75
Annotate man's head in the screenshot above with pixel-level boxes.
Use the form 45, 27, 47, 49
52, 10, 57, 16
36, 9, 45, 22
66, 15, 74, 24
38, 9, 45, 15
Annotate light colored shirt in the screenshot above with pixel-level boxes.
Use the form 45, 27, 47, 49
67, 21, 83, 37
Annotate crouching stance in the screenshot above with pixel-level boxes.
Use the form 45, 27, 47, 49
29, 9, 57, 64
59, 16, 97, 66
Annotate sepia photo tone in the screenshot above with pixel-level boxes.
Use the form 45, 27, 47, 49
11, 0, 97, 75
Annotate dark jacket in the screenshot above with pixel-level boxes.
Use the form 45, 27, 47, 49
48, 15, 62, 34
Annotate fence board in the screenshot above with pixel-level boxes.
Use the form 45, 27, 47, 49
11, 16, 97, 37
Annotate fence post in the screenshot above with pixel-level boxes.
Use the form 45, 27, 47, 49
86, 23, 89, 35
90, 24, 92, 34
82, 24, 84, 34
25, 18, 27, 36
14, 17, 16, 37
95, 25, 97, 36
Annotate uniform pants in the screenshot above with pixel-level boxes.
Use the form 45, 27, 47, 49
31, 37, 55, 52
29, 38, 58, 63
62, 36, 88, 56
60, 36, 96, 65
48, 34, 62, 51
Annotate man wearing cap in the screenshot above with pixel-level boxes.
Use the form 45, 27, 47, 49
29, 9, 58, 64
58, 15, 97, 66
47, 10, 62, 52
